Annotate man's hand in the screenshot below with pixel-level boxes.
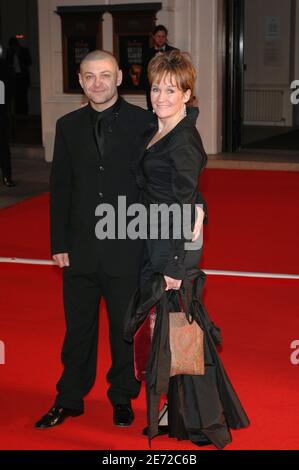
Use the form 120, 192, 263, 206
164, 276, 182, 291
192, 206, 205, 242
53, 253, 70, 268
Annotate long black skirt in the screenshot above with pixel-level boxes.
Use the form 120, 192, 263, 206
125, 241, 249, 450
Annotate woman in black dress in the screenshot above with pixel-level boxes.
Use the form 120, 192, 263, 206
127, 50, 249, 449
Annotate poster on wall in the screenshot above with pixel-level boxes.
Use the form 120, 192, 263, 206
265, 17, 280, 41
118, 35, 149, 92
67, 36, 97, 91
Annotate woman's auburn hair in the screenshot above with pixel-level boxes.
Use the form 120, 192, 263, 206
147, 49, 197, 103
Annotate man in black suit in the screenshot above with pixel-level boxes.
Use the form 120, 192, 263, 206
143, 25, 177, 110
35, 50, 153, 429
6, 37, 32, 115
0, 55, 15, 187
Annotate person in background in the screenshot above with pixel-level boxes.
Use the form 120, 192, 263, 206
6, 37, 32, 115
0, 50, 15, 187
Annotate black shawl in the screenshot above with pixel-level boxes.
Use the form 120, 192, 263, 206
124, 268, 250, 445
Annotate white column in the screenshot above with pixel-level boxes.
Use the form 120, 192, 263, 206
190, 0, 222, 155
173, 0, 223, 154
102, 12, 113, 53
173, 0, 192, 51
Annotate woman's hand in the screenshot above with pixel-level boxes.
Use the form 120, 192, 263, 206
192, 206, 205, 242
164, 276, 182, 291
53, 253, 70, 268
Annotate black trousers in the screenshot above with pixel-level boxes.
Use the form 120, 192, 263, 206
55, 259, 141, 412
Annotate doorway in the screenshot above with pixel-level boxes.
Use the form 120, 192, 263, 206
224, 0, 299, 154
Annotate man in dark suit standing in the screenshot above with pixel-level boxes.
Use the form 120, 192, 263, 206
6, 37, 32, 115
0, 55, 15, 187
143, 25, 177, 110
35, 50, 152, 429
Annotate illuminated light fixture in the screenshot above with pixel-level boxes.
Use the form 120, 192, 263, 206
16, 34, 25, 39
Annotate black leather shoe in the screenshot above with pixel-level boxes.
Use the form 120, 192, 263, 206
113, 404, 134, 427
34, 406, 83, 429
3, 176, 16, 187
142, 425, 168, 436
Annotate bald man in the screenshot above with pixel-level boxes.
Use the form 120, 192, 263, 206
35, 51, 153, 429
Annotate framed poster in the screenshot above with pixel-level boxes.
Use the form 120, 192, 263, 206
57, 10, 103, 93
67, 36, 97, 91
265, 16, 280, 41
118, 35, 150, 92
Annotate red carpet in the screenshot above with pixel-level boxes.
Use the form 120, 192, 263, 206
0, 193, 50, 260
0, 263, 298, 450
0, 169, 299, 273
200, 169, 299, 274
1, 168, 299, 450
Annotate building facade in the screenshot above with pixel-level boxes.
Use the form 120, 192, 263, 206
37, 0, 225, 161
1, 0, 297, 159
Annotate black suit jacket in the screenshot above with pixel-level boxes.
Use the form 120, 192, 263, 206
50, 97, 152, 276
6, 46, 32, 84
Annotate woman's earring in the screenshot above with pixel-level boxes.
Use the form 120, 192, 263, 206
183, 104, 187, 117
152, 109, 156, 114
